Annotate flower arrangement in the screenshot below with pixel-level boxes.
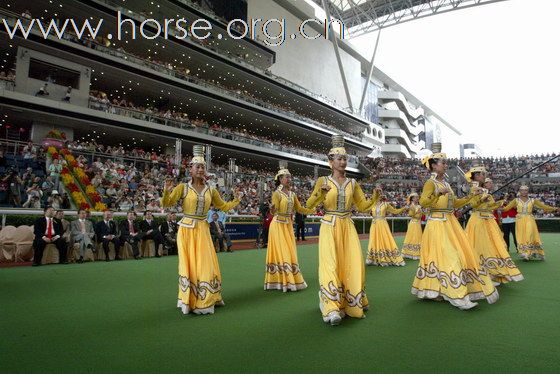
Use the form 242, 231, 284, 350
46, 145, 108, 211
46, 129, 67, 140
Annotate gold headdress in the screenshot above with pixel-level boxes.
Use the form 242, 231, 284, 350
328, 134, 347, 156
190, 144, 206, 165
464, 165, 487, 183
421, 142, 446, 170
519, 185, 529, 191
275, 160, 290, 181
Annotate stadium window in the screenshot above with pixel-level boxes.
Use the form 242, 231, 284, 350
28, 59, 81, 89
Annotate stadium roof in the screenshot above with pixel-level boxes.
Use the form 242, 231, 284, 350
313, 0, 509, 38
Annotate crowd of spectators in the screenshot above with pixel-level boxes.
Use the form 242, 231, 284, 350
1, 136, 559, 219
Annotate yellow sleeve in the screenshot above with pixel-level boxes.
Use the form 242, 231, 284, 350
419, 180, 438, 208
211, 188, 240, 212
488, 199, 505, 210
469, 193, 487, 209
161, 183, 185, 208
306, 178, 327, 209
354, 182, 378, 213
502, 199, 516, 212
534, 200, 557, 212
271, 191, 281, 210
294, 195, 315, 214
407, 207, 416, 217
454, 196, 472, 209
387, 204, 407, 215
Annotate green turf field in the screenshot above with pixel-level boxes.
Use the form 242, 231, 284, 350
2, 234, 560, 373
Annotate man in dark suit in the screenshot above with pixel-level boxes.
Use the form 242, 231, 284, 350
33, 206, 68, 266
160, 212, 178, 255
295, 212, 307, 241
119, 211, 142, 259
96, 210, 122, 261
140, 210, 163, 257
209, 212, 232, 252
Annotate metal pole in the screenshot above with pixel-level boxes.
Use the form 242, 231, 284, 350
321, 0, 354, 112
358, 29, 381, 113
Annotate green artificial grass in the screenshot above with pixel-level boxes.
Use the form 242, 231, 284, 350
2, 235, 560, 373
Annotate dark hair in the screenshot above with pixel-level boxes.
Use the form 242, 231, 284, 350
56, 210, 64, 213
428, 158, 439, 171
472, 171, 483, 180
77, 208, 86, 214
43, 206, 53, 212
274, 178, 281, 188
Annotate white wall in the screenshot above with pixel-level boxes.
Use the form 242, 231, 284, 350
247, 0, 363, 109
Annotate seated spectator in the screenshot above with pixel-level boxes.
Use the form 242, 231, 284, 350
55, 210, 71, 245
209, 212, 232, 252
119, 211, 142, 260
96, 210, 122, 261
35, 83, 49, 96
32, 206, 68, 266
140, 210, 163, 257
71, 208, 95, 263
47, 190, 63, 209
160, 212, 178, 255
22, 182, 43, 208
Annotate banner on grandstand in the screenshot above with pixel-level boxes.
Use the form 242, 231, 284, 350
225, 222, 320, 241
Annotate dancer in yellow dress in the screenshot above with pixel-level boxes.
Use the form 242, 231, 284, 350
401, 192, 423, 260
465, 168, 524, 283
502, 185, 559, 261
306, 135, 380, 325
264, 166, 315, 292
366, 192, 407, 266
411, 150, 498, 310
161, 145, 241, 315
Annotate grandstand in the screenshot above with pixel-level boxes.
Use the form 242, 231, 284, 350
1, 0, 560, 372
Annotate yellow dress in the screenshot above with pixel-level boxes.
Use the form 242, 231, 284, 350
466, 195, 523, 283
307, 176, 379, 320
401, 204, 423, 260
411, 175, 499, 308
161, 182, 239, 315
264, 189, 314, 292
366, 202, 406, 266
503, 198, 556, 261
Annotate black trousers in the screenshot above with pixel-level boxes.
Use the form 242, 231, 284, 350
101, 237, 121, 257
164, 234, 177, 254
502, 222, 517, 251
33, 238, 67, 265
120, 235, 140, 257
296, 223, 305, 240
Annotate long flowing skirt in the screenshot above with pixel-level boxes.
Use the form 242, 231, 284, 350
264, 219, 307, 292
318, 216, 368, 319
177, 220, 224, 315
516, 215, 545, 260
401, 220, 422, 260
466, 213, 523, 283
366, 219, 405, 266
411, 214, 499, 308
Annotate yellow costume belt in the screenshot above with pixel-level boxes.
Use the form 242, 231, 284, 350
516, 213, 534, 217
273, 213, 292, 224
410, 219, 420, 224
178, 214, 207, 229
427, 209, 453, 221
321, 211, 352, 226
473, 210, 495, 219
